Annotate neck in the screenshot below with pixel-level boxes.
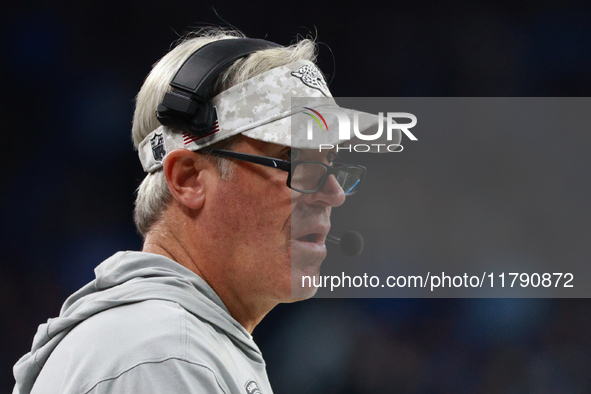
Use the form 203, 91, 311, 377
142, 220, 277, 334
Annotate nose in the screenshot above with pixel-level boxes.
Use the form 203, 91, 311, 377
304, 173, 346, 207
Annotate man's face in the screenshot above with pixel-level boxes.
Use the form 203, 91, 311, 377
288, 148, 347, 299
204, 136, 345, 304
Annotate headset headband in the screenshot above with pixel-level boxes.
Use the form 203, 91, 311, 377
156, 38, 283, 136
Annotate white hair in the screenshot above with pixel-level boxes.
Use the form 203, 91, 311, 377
132, 28, 317, 236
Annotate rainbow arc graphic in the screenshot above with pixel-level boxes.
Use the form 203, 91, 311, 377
303, 107, 328, 131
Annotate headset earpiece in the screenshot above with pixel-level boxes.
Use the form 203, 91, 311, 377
157, 92, 213, 134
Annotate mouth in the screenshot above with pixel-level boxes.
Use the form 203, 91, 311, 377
290, 220, 331, 259
297, 233, 324, 244
294, 223, 331, 245
290, 226, 330, 270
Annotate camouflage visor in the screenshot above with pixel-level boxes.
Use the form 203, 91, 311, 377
138, 60, 399, 173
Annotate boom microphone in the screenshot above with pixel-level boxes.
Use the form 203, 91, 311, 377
326, 231, 364, 257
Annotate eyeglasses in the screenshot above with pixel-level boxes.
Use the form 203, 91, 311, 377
209, 149, 366, 195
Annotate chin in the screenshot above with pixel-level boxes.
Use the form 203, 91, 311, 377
285, 241, 326, 301
289, 266, 321, 301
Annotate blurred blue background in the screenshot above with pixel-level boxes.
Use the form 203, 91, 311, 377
2, 1, 591, 392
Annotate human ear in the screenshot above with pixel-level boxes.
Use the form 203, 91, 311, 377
163, 149, 211, 210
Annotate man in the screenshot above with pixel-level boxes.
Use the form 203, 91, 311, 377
13, 29, 386, 393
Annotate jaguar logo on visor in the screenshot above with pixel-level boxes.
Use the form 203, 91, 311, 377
291, 64, 330, 97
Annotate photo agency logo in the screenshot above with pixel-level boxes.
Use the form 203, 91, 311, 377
303, 106, 418, 153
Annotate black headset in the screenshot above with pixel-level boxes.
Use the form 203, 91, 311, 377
156, 38, 282, 137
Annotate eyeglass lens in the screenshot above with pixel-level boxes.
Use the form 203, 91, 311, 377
337, 166, 364, 194
291, 163, 362, 194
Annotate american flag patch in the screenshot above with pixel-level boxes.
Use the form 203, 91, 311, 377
182, 120, 220, 145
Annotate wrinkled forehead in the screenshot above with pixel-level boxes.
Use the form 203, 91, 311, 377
294, 147, 338, 162
250, 139, 335, 161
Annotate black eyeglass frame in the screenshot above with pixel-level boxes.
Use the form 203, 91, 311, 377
209, 149, 366, 195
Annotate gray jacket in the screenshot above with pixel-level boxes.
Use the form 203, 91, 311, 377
13, 251, 273, 394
